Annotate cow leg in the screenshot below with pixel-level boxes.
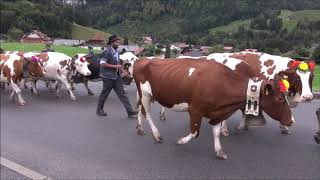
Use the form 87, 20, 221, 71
176, 110, 201, 145
212, 122, 228, 160
124, 86, 127, 94
136, 96, 146, 136
58, 76, 76, 101
9, 90, 15, 101
30, 80, 39, 96
84, 78, 94, 96
70, 81, 75, 91
24, 81, 28, 89
11, 81, 26, 105
46, 80, 53, 92
160, 107, 166, 121
237, 111, 249, 131
56, 82, 62, 98
315, 108, 320, 144
221, 120, 229, 136
141, 94, 162, 143
45, 80, 50, 87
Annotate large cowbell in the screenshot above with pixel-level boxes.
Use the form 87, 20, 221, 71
245, 79, 262, 116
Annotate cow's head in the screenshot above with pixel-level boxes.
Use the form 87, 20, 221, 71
22, 52, 46, 77
29, 56, 46, 77
119, 52, 138, 76
260, 79, 294, 127
72, 55, 91, 76
280, 60, 315, 103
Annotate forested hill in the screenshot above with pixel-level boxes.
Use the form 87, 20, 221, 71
1, 0, 320, 55
74, 0, 319, 41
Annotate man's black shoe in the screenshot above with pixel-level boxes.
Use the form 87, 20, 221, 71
128, 110, 138, 118
96, 110, 107, 116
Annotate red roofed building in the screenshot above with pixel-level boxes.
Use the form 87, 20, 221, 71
20, 30, 51, 44
81, 32, 106, 47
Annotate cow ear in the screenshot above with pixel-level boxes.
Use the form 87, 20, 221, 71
308, 60, 316, 71
263, 83, 273, 96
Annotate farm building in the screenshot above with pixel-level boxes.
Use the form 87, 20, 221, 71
80, 32, 106, 47
20, 30, 51, 44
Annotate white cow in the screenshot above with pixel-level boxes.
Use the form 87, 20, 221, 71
30, 52, 91, 100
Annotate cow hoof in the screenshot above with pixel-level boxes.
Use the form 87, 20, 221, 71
137, 129, 145, 136
221, 130, 229, 137
88, 92, 94, 96
216, 150, 228, 160
281, 129, 291, 135
314, 135, 320, 144
19, 101, 26, 106
33, 92, 39, 96
176, 137, 186, 145
160, 115, 166, 121
153, 135, 163, 144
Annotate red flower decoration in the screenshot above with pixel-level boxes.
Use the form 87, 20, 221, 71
290, 60, 300, 69
80, 57, 86, 62
308, 61, 316, 71
278, 81, 286, 93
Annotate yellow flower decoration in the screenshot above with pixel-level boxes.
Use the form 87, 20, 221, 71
299, 63, 309, 71
282, 79, 290, 90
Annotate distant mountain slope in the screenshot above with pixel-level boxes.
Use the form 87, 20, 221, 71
210, 9, 320, 34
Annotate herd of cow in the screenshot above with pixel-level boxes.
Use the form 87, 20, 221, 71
0, 49, 319, 159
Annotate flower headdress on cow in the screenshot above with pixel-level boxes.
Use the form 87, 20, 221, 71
289, 60, 316, 72
274, 74, 290, 93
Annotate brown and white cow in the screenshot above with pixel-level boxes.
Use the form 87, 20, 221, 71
0, 51, 45, 105
30, 52, 91, 100
207, 52, 315, 134
133, 58, 293, 159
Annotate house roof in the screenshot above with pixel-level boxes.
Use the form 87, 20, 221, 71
143, 36, 152, 41
173, 42, 188, 48
21, 30, 50, 40
90, 32, 105, 41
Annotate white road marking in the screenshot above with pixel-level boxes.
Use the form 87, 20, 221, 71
1, 157, 51, 180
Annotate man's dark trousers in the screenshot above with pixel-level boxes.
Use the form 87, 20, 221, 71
97, 75, 134, 114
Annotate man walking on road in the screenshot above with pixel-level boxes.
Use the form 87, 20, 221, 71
96, 35, 138, 118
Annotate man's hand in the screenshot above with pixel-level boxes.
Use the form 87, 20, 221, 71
122, 71, 130, 77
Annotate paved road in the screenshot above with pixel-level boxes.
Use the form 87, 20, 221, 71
1, 82, 319, 179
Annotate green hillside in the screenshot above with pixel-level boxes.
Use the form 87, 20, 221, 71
281, 9, 320, 31
71, 23, 112, 41
210, 9, 320, 34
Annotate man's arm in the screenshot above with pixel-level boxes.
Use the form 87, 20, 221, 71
100, 62, 122, 69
